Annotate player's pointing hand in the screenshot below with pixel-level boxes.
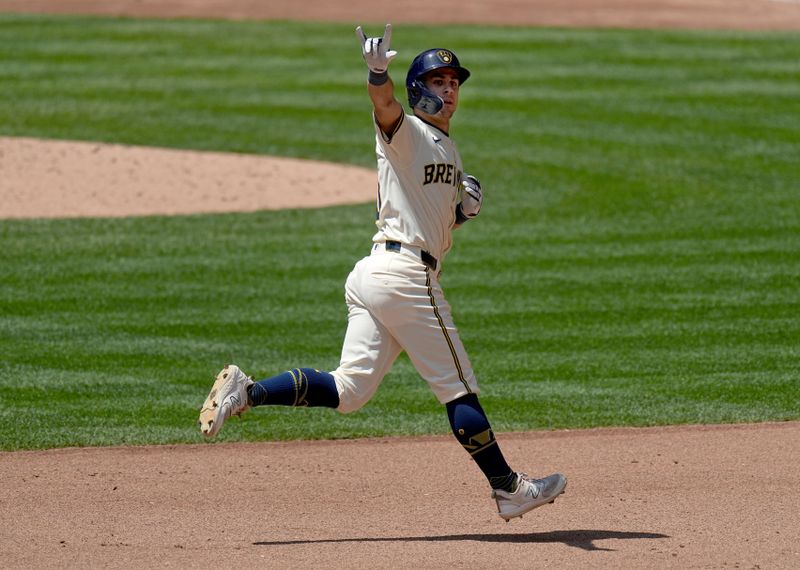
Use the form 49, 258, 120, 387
356, 23, 398, 74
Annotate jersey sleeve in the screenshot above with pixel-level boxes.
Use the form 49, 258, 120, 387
374, 112, 423, 167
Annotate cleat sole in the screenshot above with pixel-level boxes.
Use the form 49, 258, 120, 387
198, 367, 233, 437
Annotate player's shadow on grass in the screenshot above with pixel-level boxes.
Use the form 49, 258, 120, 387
254, 529, 669, 552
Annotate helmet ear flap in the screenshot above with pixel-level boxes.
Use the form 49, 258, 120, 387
408, 79, 444, 115
407, 82, 422, 108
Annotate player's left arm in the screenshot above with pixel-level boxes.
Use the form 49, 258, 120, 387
455, 173, 483, 227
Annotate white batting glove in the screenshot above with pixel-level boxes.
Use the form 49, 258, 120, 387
355, 24, 398, 74
457, 174, 483, 222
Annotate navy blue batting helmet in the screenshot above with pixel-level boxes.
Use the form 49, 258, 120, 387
406, 48, 470, 114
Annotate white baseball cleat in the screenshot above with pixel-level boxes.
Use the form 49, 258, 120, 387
492, 472, 567, 521
198, 364, 253, 438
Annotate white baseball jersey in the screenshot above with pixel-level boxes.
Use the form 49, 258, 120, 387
372, 112, 464, 264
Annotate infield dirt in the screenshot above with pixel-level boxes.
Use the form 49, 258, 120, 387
1, 1, 799, 568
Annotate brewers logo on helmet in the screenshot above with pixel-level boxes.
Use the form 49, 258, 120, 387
437, 50, 453, 63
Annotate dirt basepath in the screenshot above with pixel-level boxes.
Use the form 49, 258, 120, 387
2, 2, 799, 569
4, 423, 799, 569
3, 0, 800, 30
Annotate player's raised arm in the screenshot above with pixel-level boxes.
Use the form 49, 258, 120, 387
355, 24, 403, 136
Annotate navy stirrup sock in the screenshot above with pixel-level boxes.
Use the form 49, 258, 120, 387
446, 394, 516, 491
248, 368, 339, 408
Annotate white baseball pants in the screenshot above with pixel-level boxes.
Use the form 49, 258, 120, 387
331, 245, 480, 413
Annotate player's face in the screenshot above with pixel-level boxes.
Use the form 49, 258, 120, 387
423, 69, 460, 118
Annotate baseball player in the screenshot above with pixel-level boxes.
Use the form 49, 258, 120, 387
199, 24, 567, 521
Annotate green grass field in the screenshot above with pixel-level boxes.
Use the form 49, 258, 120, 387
1, 15, 798, 450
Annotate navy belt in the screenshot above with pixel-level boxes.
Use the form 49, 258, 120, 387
385, 240, 438, 271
